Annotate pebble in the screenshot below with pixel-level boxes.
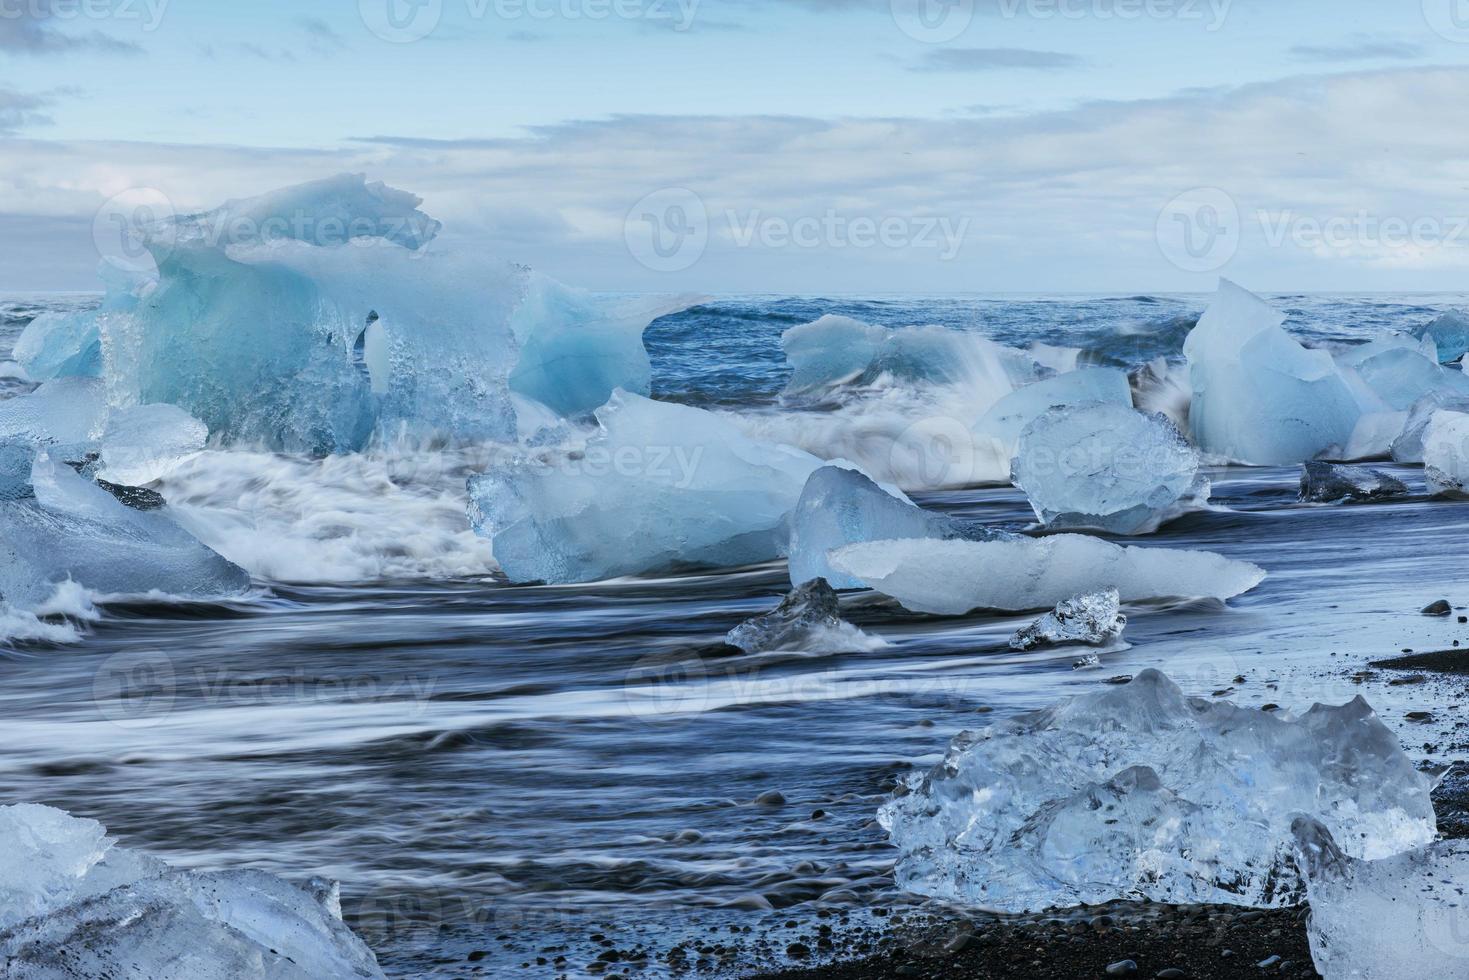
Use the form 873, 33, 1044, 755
1423, 599, 1452, 616
1257, 954, 1282, 968
1105, 960, 1138, 975
1156, 971, 1187, 979
755, 790, 787, 807
1407, 711, 1435, 723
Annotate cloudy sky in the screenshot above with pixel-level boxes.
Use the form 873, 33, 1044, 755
3, 0, 1469, 293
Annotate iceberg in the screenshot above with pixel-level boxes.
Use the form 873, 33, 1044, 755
1422, 409, 1469, 498
787, 464, 956, 589
35, 175, 695, 453
468, 391, 822, 583
1008, 589, 1125, 651
725, 578, 883, 654
828, 534, 1264, 615
1339, 339, 1469, 412
0, 803, 385, 979
971, 367, 1133, 463
1011, 403, 1206, 535
878, 671, 1436, 913
1414, 309, 1469, 364
1299, 461, 1409, 504
1293, 817, 1469, 980
0, 453, 249, 610
1184, 281, 1359, 465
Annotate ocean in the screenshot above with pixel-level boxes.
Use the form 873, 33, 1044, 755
3, 291, 1469, 977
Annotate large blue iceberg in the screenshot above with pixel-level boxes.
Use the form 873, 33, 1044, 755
17, 175, 697, 453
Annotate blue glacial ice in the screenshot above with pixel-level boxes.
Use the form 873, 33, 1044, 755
468, 391, 822, 584
1392, 391, 1469, 463
0, 377, 109, 460
829, 534, 1264, 615
971, 367, 1133, 470
0, 453, 249, 612
97, 403, 209, 485
27, 175, 696, 453
725, 578, 885, 654
1011, 402, 1207, 535
878, 671, 1436, 912
0, 803, 385, 979
1414, 308, 1469, 364
787, 464, 954, 589
1184, 281, 1360, 465
1008, 589, 1125, 651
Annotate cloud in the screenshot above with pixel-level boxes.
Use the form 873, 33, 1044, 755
1290, 39, 1424, 62
0, 1, 141, 55
7, 66, 1469, 292
912, 48, 1086, 72
0, 88, 55, 134
299, 17, 349, 53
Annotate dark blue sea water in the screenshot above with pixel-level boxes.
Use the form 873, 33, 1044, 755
4, 291, 1469, 978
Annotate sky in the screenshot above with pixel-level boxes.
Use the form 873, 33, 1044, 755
3, 0, 1469, 293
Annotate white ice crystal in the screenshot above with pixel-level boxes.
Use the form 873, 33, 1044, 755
1008, 589, 1125, 651
1011, 402, 1206, 534
878, 672, 1437, 912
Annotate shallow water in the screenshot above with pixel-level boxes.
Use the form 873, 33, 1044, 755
4, 292, 1469, 978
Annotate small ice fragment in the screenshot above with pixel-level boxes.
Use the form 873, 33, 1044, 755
725, 578, 883, 654
1421, 410, 1469, 498
98, 403, 209, 485
877, 672, 1437, 912
1011, 403, 1207, 535
1298, 461, 1409, 504
829, 534, 1265, 616
1292, 816, 1469, 980
1391, 391, 1469, 463
0, 377, 108, 459
972, 367, 1133, 463
1009, 589, 1125, 651
787, 464, 956, 589
1184, 281, 1359, 465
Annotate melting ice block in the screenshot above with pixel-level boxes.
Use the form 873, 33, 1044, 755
1299, 461, 1409, 504
725, 578, 883, 654
829, 534, 1264, 615
1422, 410, 1469, 498
1293, 817, 1469, 980
0, 803, 385, 979
1339, 339, 1469, 412
35, 176, 694, 452
0, 454, 248, 610
1184, 281, 1360, 465
877, 672, 1436, 913
0, 378, 109, 460
1011, 403, 1206, 535
468, 392, 822, 584
1415, 309, 1469, 364
1391, 391, 1469, 463
1009, 589, 1125, 651
787, 465, 955, 589
97, 403, 209, 485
